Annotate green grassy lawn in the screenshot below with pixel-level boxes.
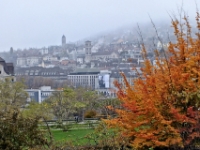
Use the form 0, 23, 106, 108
43, 121, 100, 145
51, 129, 94, 145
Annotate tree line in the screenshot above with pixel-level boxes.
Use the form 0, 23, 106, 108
0, 78, 121, 149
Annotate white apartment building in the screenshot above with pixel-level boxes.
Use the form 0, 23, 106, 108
17, 56, 42, 67
26, 86, 59, 103
68, 68, 100, 89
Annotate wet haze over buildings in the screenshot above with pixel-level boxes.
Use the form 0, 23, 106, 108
0, 0, 199, 51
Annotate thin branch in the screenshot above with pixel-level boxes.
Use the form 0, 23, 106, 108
43, 117, 53, 147
136, 23, 147, 59
136, 23, 144, 46
167, 30, 171, 43
148, 14, 173, 90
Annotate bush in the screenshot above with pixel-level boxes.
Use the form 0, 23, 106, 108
84, 110, 97, 118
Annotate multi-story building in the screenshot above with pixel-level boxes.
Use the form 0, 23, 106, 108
91, 50, 119, 61
15, 66, 70, 81
68, 68, 137, 97
17, 56, 42, 67
26, 86, 60, 103
96, 69, 137, 97
39, 47, 49, 55
42, 55, 58, 61
25, 68, 137, 103
68, 68, 100, 89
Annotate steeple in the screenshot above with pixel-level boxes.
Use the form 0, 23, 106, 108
62, 35, 66, 47
85, 40, 92, 63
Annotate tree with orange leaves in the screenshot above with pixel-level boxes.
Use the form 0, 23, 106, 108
105, 13, 200, 149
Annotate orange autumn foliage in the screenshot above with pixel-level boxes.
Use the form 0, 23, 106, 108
105, 13, 200, 149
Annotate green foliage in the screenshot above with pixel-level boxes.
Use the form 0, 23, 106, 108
84, 122, 131, 149
45, 88, 77, 128
0, 79, 51, 149
0, 79, 28, 107
22, 101, 53, 120
0, 109, 50, 150
46, 87, 100, 126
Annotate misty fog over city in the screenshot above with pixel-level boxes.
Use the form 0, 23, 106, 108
0, 0, 199, 51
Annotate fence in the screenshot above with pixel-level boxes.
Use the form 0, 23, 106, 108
43, 118, 100, 130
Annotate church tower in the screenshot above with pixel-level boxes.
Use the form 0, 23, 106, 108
85, 40, 92, 63
62, 35, 66, 47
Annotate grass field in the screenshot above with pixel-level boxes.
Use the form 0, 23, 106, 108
45, 120, 100, 145
51, 129, 95, 144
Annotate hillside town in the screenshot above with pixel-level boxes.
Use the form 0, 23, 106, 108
0, 26, 172, 102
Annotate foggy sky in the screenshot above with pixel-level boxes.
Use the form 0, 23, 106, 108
0, 0, 199, 51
